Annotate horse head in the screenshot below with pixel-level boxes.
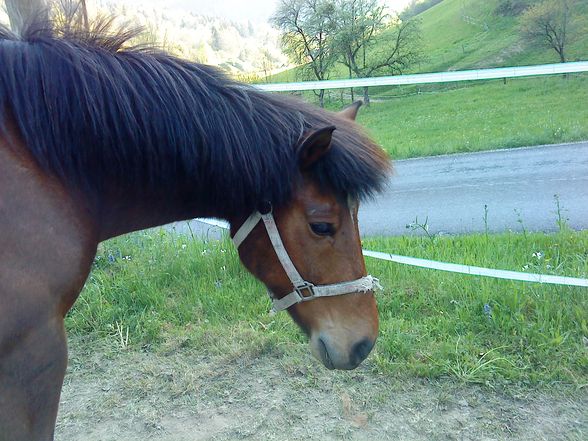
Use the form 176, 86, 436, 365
231, 102, 382, 370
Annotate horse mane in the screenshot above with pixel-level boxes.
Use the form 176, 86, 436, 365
0, 16, 390, 216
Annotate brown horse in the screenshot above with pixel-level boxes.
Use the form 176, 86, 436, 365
0, 18, 390, 440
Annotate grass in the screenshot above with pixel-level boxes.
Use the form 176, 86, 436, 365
354, 73, 588, 159
67, 223, 588, 386
275, 72, 588, 161
362, 229, 588, 385
414, 0, 588, 72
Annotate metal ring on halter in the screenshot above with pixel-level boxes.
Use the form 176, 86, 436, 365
232, 206, 382, 313
257, 200, 272, 215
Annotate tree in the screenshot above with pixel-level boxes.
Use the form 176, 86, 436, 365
271, 0, 337, 107
5, 0, 49, 34
259, 48, 276, 81
334, 0, 422, 105
520, 0, 576, 63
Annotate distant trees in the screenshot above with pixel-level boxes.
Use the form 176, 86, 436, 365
333, 0, 422, 105
271, 0, 338, 107
272, 0, 422, 106
211, 25, 233, 52
520, 0, 577, 63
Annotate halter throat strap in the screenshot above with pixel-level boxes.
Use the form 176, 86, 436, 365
232, 208, 381, 313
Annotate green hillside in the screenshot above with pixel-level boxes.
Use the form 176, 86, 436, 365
416, 0, 588, 72
269, 0, 588, 82
265, 0, 588, 159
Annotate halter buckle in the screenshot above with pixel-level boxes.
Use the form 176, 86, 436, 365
295, 282, 315, 300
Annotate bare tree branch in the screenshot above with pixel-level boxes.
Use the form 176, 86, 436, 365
521, 0, 576, 63
332, 0, 423, 105
271, 0, 337, 107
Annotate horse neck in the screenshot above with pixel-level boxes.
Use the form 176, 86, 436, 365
95, 185, 229, 241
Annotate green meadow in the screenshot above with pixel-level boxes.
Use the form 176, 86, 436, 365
68, 224, 588, 386
356, 73, 588, 159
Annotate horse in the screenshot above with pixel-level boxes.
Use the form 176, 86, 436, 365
0, 18, 391, 440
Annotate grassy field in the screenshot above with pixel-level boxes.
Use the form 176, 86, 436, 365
67, 222, 588, 386
353, 73, 588, 159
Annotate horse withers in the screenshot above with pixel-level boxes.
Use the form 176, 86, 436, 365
0, 18, 391, 440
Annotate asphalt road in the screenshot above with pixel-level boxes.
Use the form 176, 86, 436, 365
359, 142, 588, 236
170, 142, 588, 238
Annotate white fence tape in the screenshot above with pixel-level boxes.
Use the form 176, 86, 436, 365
193, 219, 588, 288
254, 61, 588, 92
363, 250, 588, 288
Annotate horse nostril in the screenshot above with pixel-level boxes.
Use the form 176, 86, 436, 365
314, 336, 375, 370
318, 337, 334, 370
351, 338, 375, 366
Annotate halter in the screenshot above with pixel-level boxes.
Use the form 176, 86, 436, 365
232, 204, 382, 313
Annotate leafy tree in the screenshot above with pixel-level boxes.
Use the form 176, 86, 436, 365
210, 26, 225, 51
259, 48, 276, 80
334, 0, 423, 105
520, 0, 577, 62
271, 0, 338, 107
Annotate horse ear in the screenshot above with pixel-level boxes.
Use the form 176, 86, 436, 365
298, 126, 336, 170
339, 101, 363, 121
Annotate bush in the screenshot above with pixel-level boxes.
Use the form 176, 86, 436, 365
400, 0, 444, 20
495, 0, 531, 16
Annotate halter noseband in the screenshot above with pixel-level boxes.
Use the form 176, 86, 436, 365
232, 204, 382, 313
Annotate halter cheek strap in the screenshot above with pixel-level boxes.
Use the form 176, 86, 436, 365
232, 207, 382, 313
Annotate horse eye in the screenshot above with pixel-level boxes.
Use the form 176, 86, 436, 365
310, 222, 335, 236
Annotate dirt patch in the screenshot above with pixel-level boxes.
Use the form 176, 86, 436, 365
57, 337, 587, 441
473, 42, 526, 69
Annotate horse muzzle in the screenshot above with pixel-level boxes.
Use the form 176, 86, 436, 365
310, 331, 376, 370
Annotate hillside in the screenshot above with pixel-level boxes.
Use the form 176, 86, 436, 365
266, 1, 588, 159
269, 0, 588, 83
416, 0, 588, 72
